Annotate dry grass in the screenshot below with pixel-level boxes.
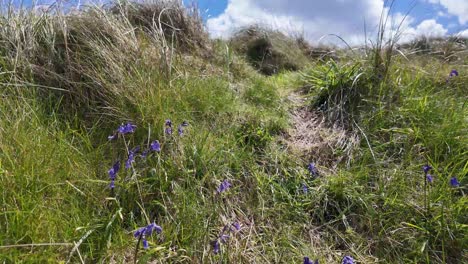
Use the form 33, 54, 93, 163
286, 91, 360, 168
230, 25, 309, 75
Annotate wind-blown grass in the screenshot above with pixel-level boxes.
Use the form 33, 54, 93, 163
0, 1, 466, 263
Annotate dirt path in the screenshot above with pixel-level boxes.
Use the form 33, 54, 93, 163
285, 90, 359, 169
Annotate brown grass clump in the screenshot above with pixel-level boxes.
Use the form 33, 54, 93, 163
230, 25, 309, 75
112, 0, 209, 53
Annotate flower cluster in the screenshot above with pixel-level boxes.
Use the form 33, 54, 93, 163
422, 164, 461, 187
134, 222, 162, 249
108, 122, 137, 140
212, 221, 241, 254
106, 120, 188, 189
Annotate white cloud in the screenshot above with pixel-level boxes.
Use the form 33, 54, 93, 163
427, 0, 468, 25
207, 0, 450, 45
207, 0, 386, 45
457, 29, 468, 37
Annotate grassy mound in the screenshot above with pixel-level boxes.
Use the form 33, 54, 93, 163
230, 26, 309, 75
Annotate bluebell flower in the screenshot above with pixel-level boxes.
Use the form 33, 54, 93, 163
232, 222, 240, 231
426, 174, 433, 183
109, 180, 115, 189
181, 121, 189, 127
303, 257, 318, 264
217, 179, 231, 193
178, 125, 184, 136
220, 234, 229, 243
450, 177, 460, 187
165, 119, 172, 127
342, 255, 355, 264
108, 133, 118, 141
308, 163, 319, 177
125, 146, 140, 169
302, 183, 309, 194
141, 150, 149, 158
134, 222, 162, 250
423, 164, 432, 174
142, 239, 149, 249
150, 140, 161, 152
449, 69, 459, 77
118, 123, 137, 134
212, 240, 220, 254
108, 161, 120, 180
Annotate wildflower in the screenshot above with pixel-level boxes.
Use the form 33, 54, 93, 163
449, 69, 459, 77
108, 133, 118, 141
141, 150, 149, 158
220, 234, 229, 243
232, 222, 241, 231
125, 146, 140, 169
108, 161, 120, 178
181, 121, 189, 127
212, 240, 220, 254
423, 164, 432, 174
164, 119, 173, 135
165, 119, 172, 127
450, 177, 460, 187
108, 161, 120, 189
342, 255, 355, 264
304, 257, 319, 264
150, 140, 161, 152
302, 183, 309, 194
118, 123, 137, 134
178, 125, 184, 136
134, 222, 162, 250
217, 179, 231, 193
426, 174, 433, 183
308, 162, 319, 177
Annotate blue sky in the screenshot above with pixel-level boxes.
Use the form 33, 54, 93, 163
12, 0, 468, 43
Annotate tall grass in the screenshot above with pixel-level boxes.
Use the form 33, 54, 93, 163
0, 1, 466, 263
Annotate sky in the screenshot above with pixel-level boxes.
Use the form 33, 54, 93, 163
11, 0, 468, 44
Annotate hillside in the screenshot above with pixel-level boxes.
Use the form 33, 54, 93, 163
0, 1, 466, 263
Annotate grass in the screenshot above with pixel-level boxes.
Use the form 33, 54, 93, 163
0, 1, 466, 263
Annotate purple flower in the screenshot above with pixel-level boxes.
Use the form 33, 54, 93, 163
181, 121, 189, 127
342, 255, 355, 264
178, 125, 184, 136
308, 163, 319, 177
125, 146, 140, 169
108, 161, 120, 180
423, 164, 432, 174
141, 150, 149, 158
212, 240, 220, 254
142, 239, 149, 249
108, 133, 118, 141
118, 123, 137, 134
165, 127, 173, 135
220, 234, 229, 243
134, 222, 162, 250
217, 179, 231, 193
165, 119, 172, 127
304, 257, 318, 264
232, 222, 240, 231
150, 140, 161, 152
109, 180, 115, 189
449, 69, 459, 77
450, 177, 460, 187
302, 183, 309, 194
426, 174, 433, 183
